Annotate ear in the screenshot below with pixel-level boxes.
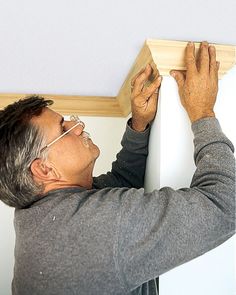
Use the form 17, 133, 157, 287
30, 159, 61, 181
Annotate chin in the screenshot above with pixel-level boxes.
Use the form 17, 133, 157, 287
93, 144, 100, 159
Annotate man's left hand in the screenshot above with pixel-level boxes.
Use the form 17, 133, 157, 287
130, 64, 162, 132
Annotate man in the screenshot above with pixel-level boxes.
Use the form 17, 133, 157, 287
0, 41, 235, 295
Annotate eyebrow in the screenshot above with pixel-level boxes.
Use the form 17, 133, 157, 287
45, 120, 82, 149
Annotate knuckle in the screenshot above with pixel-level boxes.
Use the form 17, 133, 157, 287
210, 62, 217, 69
210, 61, 216, 68
136, 73, 145, 82
186, 56, 195, 64
147, 83, 156, 91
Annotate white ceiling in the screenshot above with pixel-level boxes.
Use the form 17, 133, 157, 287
0, 0, 235, 97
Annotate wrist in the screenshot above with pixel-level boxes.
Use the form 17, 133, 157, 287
130, 118, 148, 132
189, 111, 215, 123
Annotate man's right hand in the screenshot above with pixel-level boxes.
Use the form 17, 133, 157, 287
170, 41, 220, 123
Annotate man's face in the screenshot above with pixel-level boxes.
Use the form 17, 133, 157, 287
31, 107, 100, 184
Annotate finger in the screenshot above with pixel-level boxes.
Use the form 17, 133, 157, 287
131, 67, 146, 87
170, 70, 185, 89
142, 76, 162, 97
185, 42, 197, 75
133, 64, 153, 95
195, 46, 201, 71
173, 70, 186, 80
147, 91, 159, 113
213, 61, 220, 82
199, 41, 210, 74
209, 45, 218, 79
150, 64, 160, 81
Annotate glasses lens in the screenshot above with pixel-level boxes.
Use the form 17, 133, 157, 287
70, 115, 80, 122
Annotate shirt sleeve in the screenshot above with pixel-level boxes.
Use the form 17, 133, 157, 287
92, 119, 151, 189
115, 117, 235, 291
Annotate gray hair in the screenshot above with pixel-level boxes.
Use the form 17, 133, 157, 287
0, 96, 53, 208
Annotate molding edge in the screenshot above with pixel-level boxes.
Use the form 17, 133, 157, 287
0, 40, 235, 117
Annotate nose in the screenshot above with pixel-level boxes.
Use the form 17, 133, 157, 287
64, 119, 85, 136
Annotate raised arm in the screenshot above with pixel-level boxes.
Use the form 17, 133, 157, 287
93, 65, 162, 189
115, 42, 235, 290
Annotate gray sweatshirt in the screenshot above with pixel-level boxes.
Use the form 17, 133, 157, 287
12, 118, 235, 295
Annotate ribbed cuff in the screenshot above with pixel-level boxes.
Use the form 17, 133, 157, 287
125, 118, 151, 144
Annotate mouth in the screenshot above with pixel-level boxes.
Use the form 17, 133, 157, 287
82, 131, 91, 139
82, 131, 92, 147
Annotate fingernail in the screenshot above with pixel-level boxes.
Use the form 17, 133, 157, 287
157, 76, 162, 81
188, 42, 193, 46
170, 71, 175, 77
202, 41, 208, 46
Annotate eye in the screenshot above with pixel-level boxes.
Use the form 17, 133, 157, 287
62, 125, 67, 134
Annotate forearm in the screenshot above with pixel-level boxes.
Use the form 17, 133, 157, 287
117, 118, 235, 287
93, 119, 150, 189
190, 117, 235, 221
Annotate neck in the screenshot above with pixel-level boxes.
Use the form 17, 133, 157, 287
39, 169, 94, 195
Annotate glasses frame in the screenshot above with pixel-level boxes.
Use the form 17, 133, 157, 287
40, 115, 85, 154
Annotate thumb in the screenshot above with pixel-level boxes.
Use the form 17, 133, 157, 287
170, 70, 185, 89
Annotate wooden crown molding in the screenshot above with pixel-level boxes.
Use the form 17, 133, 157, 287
1, 39, 235, 117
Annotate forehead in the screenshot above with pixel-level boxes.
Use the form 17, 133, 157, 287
30, 107, 62, 127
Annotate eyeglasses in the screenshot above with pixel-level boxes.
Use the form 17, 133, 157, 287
40, 115, 86, 154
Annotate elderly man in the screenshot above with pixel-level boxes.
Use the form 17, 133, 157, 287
0, 42, 235, 295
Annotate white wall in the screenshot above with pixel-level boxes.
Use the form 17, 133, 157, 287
0, 204, 15, 294
145, 66, 236, 294
0, 116, 127, 294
